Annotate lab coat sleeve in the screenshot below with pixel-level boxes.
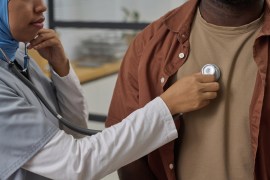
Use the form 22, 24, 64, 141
23, 97, 178, 180
50, 65, 88, 137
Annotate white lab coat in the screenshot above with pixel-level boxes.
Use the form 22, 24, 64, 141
0, 48, 177, 180
0, 48, 87, 180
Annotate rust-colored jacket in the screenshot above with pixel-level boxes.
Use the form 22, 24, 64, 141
106, 0, 270, 179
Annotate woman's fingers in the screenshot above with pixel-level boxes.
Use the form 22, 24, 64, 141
27, 28, 69, 76
195, 73, 216, 83
200, 82, 220, 92
160, 72, 220, 115
28, 29, 57, 49
30, 37, 56, 50
202, 91, 218, 100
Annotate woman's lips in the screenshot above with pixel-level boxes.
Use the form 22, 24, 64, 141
32, 22, 44, 28
31, 18, 45, 28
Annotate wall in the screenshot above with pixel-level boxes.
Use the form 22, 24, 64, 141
52, 0, 185, 22
45, 0, 186, 60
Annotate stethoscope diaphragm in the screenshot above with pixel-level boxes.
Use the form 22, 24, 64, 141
201, 64, 221, 81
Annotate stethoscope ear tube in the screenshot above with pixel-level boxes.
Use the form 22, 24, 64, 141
9, 61, 100, 136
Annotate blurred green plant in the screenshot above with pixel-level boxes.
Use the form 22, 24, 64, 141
122, 7, 140, 22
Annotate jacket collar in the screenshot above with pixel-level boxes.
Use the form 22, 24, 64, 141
259, 0, 270, 37
163, 0, 199, 43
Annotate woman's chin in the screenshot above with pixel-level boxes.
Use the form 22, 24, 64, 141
18, 34, 38, 43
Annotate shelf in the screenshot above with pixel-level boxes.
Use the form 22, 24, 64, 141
72, 59, 121, 84
28, 49, 121, 84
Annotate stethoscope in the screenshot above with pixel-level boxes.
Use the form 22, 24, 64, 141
201, 64, 221, 81
0, 48, 101, 136
0, 48, 221, 136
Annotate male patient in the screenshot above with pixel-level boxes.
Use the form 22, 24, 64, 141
106, 0, 270, 179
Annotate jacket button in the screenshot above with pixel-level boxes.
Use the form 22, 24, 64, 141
169, 163, 174, 170
179, 52, 185, 59
160, 77, 165, 84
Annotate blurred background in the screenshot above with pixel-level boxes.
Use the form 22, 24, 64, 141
47, 0, 185, 60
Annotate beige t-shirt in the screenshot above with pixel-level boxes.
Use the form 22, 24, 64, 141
176, 9, 263, 180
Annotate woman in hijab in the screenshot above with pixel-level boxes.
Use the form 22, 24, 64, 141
0, 0, 219, 179
0, 0, 170, 179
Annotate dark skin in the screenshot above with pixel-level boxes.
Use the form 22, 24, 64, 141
117, 0, 265, 179
200, 0, 264, 26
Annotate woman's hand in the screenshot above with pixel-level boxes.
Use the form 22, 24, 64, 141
28, 28, 69, 76
160, 73, 220, 115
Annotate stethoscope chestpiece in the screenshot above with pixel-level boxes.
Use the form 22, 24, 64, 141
201, 64, 221, 81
